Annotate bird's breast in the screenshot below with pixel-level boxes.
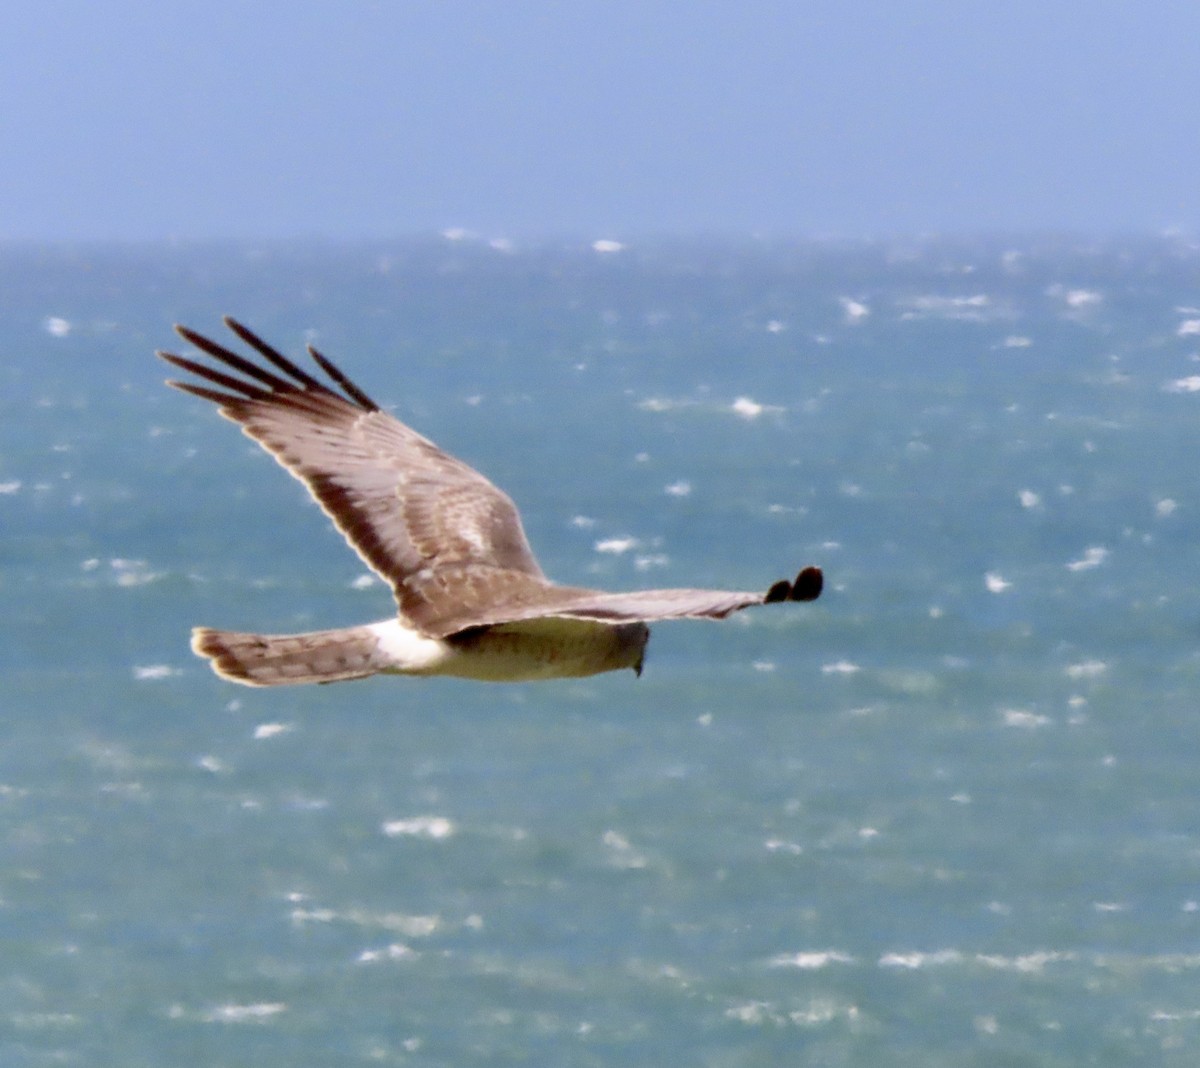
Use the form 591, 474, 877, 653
439, 617, 648, 681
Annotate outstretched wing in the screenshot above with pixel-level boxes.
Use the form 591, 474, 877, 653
422, 565, 824, 636
158, 318, 547, 630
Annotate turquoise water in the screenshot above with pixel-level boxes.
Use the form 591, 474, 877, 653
3, 236, 1200, 1064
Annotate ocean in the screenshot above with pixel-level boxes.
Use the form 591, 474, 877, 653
3, 235, 1200, 1065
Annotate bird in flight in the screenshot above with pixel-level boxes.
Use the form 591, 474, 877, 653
158, 319, 823, 686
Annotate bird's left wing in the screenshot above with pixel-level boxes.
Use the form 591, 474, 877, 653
158, 318, 547, 626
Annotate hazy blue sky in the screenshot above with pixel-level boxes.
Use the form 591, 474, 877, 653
4, 1, 1197, 241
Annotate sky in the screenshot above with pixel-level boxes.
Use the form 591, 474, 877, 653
4, 0, 1198, 241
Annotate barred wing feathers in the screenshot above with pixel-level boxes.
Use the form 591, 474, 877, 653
158, 318, 546, 634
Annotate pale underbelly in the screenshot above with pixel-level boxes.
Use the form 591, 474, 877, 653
371, 617, 645, 682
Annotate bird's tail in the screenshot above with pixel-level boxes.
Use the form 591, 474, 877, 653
191, 625, 389, 686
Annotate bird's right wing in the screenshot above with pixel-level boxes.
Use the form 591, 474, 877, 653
419, 565, 824, 636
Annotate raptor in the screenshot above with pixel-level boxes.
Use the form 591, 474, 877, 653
158, 319, 823, 686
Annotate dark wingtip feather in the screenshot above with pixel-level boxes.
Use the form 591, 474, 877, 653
172, 323, 302, 393
173, 323, 205, 346
765, 579, 791, 603
166, 380, 249, 407
158, 350, 271, 401
764, 566, 823, 604
790, 566, 823, 602
221, 317, 326, 391
167, 320, 379, 412
307, 343, 379, 411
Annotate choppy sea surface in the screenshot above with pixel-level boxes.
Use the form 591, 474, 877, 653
3, 236, 1200, 1065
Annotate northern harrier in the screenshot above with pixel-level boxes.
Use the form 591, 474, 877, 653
158, 319, 823, 686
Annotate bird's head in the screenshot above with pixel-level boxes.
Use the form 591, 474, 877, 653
614, 621, 650, 677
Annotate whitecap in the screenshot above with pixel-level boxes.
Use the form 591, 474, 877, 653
357, 943, 417, 964
200, 1002, 287, 1024
595, 536, 638, 555
730, 396, 783, 420
601, 829, 648, 869
879, 949, 963, 969
1063, 288, 1102, 308
764, 838, 802, 854
592, 239, 624, 254
977, 950, 1074, 972
984, 572, 1012, 593
381, 816, 456, 840
731, 397, 764, 419
43, 316, 71, 337
899, 294, 993, 321
133, 664, 179, 680
1066, 546, 1109, 572
253, 722, 293, 740
292, 906, 442, 938
821, 660, 860, 675
1177, 318, 1200, 337
110, 558, 163, 587
1151, 1009, 1200, 1022
0, 480, 21, 494
1164, 375, 1200, 393
726, 998, 859, 1028
664, 479, 692, 497
1001, 708, 1051, 729
769, 950, 856, 970
725, 1001, 772, 1025
840, 298, 870, 322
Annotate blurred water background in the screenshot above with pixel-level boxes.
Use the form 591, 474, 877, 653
3, 235, 1200, 1065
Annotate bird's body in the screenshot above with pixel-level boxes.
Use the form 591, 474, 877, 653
159, 319, 822, 686
192, 616, 649, 686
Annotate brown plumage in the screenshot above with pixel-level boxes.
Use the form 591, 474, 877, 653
159, 318, 823, 686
